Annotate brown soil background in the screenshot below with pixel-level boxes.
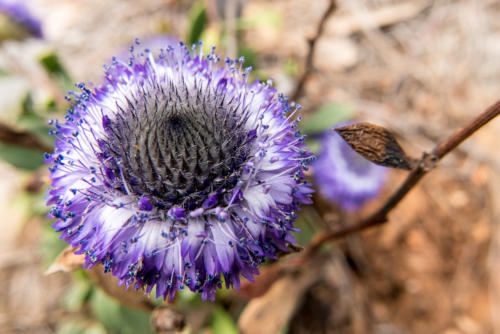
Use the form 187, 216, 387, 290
0, 0, 499, 333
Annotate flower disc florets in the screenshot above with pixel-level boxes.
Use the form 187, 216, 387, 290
46, 41, 313, 301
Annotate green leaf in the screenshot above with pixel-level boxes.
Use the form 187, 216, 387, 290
17, 92, 54, 147
39, 52, 70, 79
90, 289, 153, 334
187, 1, 207, 45
238, 45, 258, 71
176, 288, 202, 305
301, 103, 354, 135
57, 319, 107, 334
0, 142, 44, 170
64, 275, 93, 311
39, 51, 73, 92
291, 214, 317, 246
211, 306, 238, 334
20, 91, 35, 115
45, 98, 58, 113
41, 220, 68, 266
305, 138, 321, 155
82, 324, 108, 334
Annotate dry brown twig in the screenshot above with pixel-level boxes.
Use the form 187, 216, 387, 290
291, 0, 337, 102
302, 99, 500, 260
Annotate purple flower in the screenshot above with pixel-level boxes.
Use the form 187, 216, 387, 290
46, 41, 313, 301
0, 0, 43, 40
313, 129, 386, 211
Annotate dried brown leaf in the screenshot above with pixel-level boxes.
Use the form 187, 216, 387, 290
45, 246, 85, 275
335, 122, 414, 170
238, 258, 325, 334
239, 245, 303, 300
46, 246, 154, 310
238, 264, 287, 300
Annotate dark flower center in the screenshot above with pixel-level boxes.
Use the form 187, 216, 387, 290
99, 81, 255, 211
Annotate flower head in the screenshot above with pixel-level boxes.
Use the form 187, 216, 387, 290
46, 41, 313, 301
0, 0, 42, 41
313, 128, 386, 211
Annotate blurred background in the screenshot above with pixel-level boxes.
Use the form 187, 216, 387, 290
0, 0, 499, 333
